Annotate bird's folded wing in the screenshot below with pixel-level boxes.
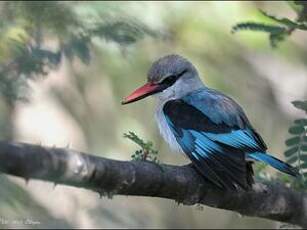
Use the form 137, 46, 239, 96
163, 90, 267, 190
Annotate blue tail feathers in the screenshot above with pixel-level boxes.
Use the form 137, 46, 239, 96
248, 152, 299, 177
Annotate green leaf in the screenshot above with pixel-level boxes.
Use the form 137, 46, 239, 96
285, 136, 300, 146
269, 32, 287, 48
232, 22, 286, 34
288, 126, 305, 135
63, 37, 91, 64
287, 155, 298, 164
301, 145, 307, 152
124, 131, 159, 163
31, 47, 61, 66
292, 100, 307, 112
260, 10, 297, 27
284, 146, 299, 157
294, 119, 307, 126
298, 154, 307, 162
92, 21, 157, 45
232, 22, 288, 47
260, 9, 307, 30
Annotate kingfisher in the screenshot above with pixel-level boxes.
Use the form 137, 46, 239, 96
122, 54, 299, 190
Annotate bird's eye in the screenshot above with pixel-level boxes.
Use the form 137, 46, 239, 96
160, 75, 177, 85
160, 69, 188, 86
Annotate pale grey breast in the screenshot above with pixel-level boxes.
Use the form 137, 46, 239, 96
155, 101, 184, 154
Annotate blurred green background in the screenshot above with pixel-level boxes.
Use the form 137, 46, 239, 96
0, 1, 307, 229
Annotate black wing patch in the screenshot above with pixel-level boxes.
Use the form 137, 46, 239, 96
163, 99, 256, 190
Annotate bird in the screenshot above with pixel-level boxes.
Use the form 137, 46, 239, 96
122, 54, 299, 191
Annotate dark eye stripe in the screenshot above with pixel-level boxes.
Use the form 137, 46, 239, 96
160, 75, 177, 86
159, 69, 188, 86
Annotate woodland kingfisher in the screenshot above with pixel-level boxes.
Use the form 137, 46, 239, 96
122, 54, 299, 191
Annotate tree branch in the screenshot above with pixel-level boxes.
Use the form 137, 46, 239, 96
0, 141, 306, 227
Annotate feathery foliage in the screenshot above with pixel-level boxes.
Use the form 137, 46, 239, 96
123, 131, 159, 163
284, 101, 307, 188
232, 1, 307, 47
0, 1, 157, 104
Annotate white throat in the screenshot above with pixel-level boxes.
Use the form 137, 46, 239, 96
154, 75, 204, 153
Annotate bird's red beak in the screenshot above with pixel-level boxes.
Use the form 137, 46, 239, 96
122, 82, 161, 105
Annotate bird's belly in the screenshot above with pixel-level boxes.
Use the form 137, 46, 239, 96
155, 106, 183, 154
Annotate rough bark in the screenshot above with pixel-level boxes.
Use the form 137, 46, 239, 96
0, 141, 306, 227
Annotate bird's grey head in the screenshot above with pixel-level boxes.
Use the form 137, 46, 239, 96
122, 54, 204, 105
147, 54, 196, 83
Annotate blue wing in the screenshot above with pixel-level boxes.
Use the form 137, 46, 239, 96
182, 89, 267, 151
163, 89, 265, 190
